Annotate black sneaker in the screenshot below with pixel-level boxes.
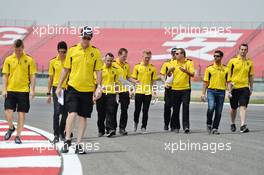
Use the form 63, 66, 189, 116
4, 126, 16, 140
184, 128, 190, 134
107, 130, 116, 138
61, 140, 71, 153
75, 144, 87, 154
240, 125, 249, 133
133, 123, 138, 132
207, 125, 212, 134
164, 125, 169, 131
119, 129, 128, 135
50, 136, 59, 144
171, 128, 179, 133
230, 124, 236, 132
212, 129, 220, 135
15, 136, 22, 144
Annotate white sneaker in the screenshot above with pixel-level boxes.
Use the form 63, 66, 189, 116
141, 128, 147, 134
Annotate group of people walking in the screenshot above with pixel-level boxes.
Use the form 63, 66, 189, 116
2, 26, 254, 154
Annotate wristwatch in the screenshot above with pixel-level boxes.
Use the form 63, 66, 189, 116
47, 92, 51, 96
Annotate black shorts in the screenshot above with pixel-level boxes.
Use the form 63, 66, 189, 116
230, 87, 250, 109
66, 86, 94, 118
4, 92, 30, 113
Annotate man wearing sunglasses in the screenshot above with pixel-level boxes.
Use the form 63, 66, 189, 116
47, 41, 69, 143
56, 26, 103, 154
227, 44, 254, 133
201, 50, 232, 134
160, 47, 177, 131
167, 48, 195, 134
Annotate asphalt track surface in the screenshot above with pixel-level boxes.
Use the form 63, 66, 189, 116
0, 98, 263, 175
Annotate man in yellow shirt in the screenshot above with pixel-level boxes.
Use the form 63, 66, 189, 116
2, 39, 37, 144
167, 48, 195, 134
47, 41, 68, 143
227, 44, 254, 133
56, 26, 103, 154
131, 50, 158, 133
112, 48, 138, 135
160, 47, 177, 131
96, 53, 120, 137
201, 50, 232, 134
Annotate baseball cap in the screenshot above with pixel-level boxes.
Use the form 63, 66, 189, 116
171, 47, 177, 53
80, 26, 93, 38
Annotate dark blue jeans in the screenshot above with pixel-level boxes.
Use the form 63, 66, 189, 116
207, 89, 225, 129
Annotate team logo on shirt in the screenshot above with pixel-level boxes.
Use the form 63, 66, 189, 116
91, 53, 94, 57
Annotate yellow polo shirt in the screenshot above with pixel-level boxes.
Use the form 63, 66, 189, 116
131, 62, 158, 95
64, 43, 103, 92
170, 58, 195, 90
112, 58, 131, 92
48, 55, 68, 88
204, 63, 230, 90
227, 55, 254, 89
160, 59, 174, 87
2, 52, 37, 92
101, 64, 120, 94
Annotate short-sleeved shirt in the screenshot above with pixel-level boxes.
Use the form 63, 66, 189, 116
2, 52, 37, 92
64, 43, 103, 92
112, 58, 131, 92
204, 63, 230, 90
48, 55, 68, 88
160, 59, 174, 87
101, 64, 120, 94
131, 62, 158, 95
170, 58, 195, 90
227, 55, 254, 89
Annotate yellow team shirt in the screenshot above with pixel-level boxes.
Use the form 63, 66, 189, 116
131, 62, 158, 95
204, 63, 230, 90
101, 64, 120, 94
48, 55, 68, 88
112, 58, 131, 92
2, 52, 37, 92
160, 59, 174, 87
227, 55, 254, 89
64, 43, 103, 92
170, 58, 195, 90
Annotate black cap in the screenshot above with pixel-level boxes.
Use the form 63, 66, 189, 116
171, 47, 177, 53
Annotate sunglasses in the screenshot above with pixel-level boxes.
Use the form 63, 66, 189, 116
214, 55, 221, 58
82, 36, 92, 40
175, 52, 182, 55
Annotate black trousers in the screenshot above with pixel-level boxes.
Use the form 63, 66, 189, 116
52, 87, 68, 137
134, 94, 152, 129
96, 93, 118, 134
171, 89, 191, 130
164, 87, 173, 127
115, 92, 130, 130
